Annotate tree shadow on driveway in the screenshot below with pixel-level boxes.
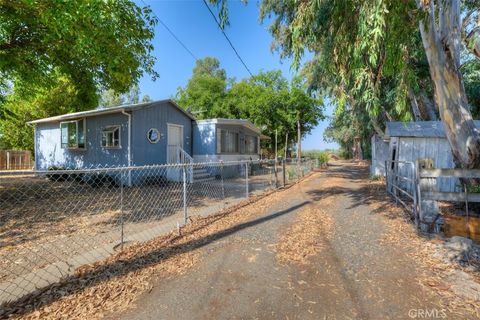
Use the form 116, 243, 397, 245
1, 200, 310, 317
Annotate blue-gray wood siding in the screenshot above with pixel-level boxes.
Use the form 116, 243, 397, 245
193, 123, 260, 155
193, 123, 216, 155
131, 101, 193, 166
388, 137, 457, 193
35, 113, 129, 170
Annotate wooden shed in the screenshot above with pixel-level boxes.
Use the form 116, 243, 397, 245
370, 134, 390, 176
383, 121, 480, 192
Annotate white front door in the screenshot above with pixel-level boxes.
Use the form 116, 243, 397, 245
167, 124, 183, 163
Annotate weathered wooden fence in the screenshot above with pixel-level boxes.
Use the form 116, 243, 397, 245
385, 158, 480, 238
0, 150, 33, 171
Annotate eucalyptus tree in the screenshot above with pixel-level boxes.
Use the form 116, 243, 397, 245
417, 0, 480, 167
257, 0, 480, 167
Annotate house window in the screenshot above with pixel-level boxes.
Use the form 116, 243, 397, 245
217, 129, 239, 153
102, 126, 121, 148
147, 128, 160, 143
60, 119, 86, 149
245, 135, 258, 154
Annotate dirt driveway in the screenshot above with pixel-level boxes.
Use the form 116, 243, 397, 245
115, 162, 477, 320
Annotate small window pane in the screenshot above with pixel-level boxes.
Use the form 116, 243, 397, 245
77, 119, 85, 148
60, 119, 86, 149
113, 128, 119, 146
102, 126, 120, 148
67, 122, 77, 147
61, 123, 68, 148
101, 133, 107, 147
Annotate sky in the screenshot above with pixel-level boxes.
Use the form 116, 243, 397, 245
136, 0, 339, 150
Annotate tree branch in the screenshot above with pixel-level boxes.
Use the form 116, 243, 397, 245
408, 87, 422, 121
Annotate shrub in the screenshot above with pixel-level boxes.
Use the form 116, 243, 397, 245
46, 166, 69, 182
83, 173, 120, 188
302, 150, 330, 167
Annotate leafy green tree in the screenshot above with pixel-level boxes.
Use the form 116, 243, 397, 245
99, 84, 141, 108
0, 0, 158, 151
257, 0, 480, 167
176, 59, 324, 154
0, 76, 96, 152
0, 0, 158, 99
142, 95, 153, 103
176, 57, 229, 118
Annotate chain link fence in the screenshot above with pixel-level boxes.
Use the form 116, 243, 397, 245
0, 158, 317, 304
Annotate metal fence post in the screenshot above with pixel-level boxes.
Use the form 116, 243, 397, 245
385, 160, 389, 193
245, 162, 249, 198
120, 170, 125, 250
221, 161, 225, 202
183, 165, 188, 224
282, 159, 286, 187
274, 159, 278, 188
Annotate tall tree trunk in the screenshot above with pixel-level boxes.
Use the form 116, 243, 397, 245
284, 131, 288, 159
418, 0, 480, 168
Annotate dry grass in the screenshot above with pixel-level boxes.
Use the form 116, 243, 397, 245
1, 173, 317, 319
366, 179, 480, 318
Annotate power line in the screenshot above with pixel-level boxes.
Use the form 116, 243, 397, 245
140, 0, 198, 61
201, 0, 253, 77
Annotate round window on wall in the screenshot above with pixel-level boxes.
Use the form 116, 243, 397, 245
147, 128, 160, 143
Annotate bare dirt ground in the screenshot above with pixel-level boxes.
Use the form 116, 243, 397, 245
113, 161, 479, 320
0, 168, 277, 284
3, 161, 479, 319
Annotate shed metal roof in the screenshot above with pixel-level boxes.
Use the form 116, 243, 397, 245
385, 121, 480, 138
27, 99, 195, 124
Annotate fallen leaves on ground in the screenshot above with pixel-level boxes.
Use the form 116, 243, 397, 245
275, 204, 332, 266
366, 178, 480, 318
1, 173, 317, 320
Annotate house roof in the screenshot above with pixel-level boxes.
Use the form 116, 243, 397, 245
195, 118, 263, 135
385, 121, 480, 138
27, 99, 195, 124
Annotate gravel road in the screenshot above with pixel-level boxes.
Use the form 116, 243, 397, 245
116, 162, 471, 320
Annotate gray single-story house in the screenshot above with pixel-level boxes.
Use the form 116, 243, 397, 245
29, 99, 265, 171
